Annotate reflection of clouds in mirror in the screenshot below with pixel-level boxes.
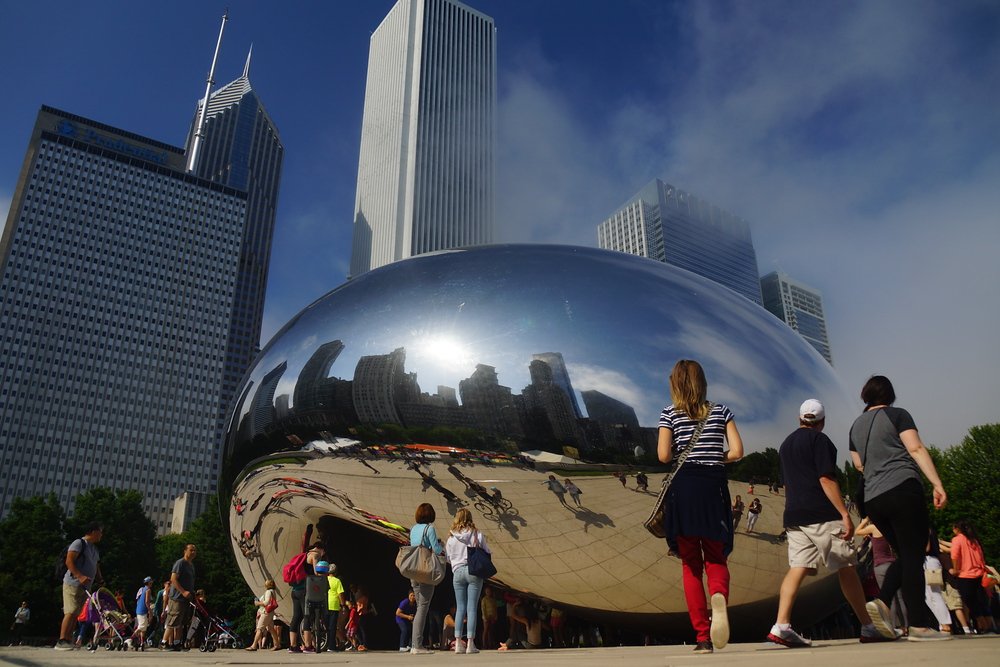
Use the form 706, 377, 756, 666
569, 362, 650, 420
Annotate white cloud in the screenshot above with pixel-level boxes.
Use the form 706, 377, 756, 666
494, 3, 1000, 446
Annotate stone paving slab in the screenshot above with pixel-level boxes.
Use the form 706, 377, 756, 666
2, 636, 998, 667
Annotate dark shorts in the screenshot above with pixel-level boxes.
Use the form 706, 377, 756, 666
166, 597, 193, 629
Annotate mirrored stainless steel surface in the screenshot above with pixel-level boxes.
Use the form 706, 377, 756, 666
222, 245, 857, 633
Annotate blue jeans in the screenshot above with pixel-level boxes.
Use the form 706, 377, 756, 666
397, 620, 411, 648
452, 565, 484, 641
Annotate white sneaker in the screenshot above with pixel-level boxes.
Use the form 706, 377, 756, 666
400, 646, 411, 652
709, 593, 729, 649
411, 647, 434, 654
767, 625, 812, 648
465, 639, 479, 654
455, 638, 466, 653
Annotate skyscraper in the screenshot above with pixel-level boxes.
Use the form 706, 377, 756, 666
0, 107, 253, 529
185, 55, 284, 432
760, 271, 833, 364
350, 0, 496, 277
598, 179, 763, 304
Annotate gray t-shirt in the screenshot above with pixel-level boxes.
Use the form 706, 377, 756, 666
849, 406, 920, 502
63, 538, 99, 589
169, 558, 196, 601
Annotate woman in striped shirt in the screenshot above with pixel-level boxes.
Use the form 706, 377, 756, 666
657, 359, 744, 653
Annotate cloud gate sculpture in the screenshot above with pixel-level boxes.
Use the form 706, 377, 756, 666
222, 245, 857, 641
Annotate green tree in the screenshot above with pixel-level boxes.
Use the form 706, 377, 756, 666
155, 533, 189, 581
927, 424, 1000, 564
184, 496, 256, 636
0, 494, 66, 641
68, 488, 156, 599
728, 447, 780, 483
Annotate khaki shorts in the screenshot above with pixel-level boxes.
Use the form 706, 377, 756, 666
63, 584, 88, 616
786, 520, 856, 570
943, 583, 964, 611
166, 597, 193, 629
136, 614, 149, 632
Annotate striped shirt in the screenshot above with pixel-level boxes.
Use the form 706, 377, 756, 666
658, 403, 734, 466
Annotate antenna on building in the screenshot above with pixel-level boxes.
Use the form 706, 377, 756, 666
243, 43, 253, 78
187, 10, 229, 174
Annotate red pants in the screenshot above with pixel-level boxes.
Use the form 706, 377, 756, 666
676, 535, 730, 642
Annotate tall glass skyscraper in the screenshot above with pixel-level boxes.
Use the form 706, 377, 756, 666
760, 271, 833, 364
0, 86, 281, 530
598, 179, 763, 304
184, 60, 284, 431
350, 0, 496, 277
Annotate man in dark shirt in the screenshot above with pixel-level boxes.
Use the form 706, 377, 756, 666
766, 400, 897, 648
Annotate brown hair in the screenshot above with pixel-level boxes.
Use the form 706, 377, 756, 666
415, 503, 436, 524
669, 359, 709, 421
451, 508, 476, 533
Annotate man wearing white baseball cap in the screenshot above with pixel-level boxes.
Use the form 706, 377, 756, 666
766, 399, 899, 648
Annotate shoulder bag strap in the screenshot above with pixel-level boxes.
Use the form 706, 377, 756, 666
420, 524, 430, 548
860, 408, 882, 470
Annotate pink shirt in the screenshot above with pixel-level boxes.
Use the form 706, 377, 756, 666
950, 533, 986, 578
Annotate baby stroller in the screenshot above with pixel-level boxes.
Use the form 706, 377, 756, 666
189, 597, 243, 651
83, 588, 133, 651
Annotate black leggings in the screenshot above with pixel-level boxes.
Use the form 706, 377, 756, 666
865, 478, 936, 629
954, 577, 990, 617
290, 587, 306, 634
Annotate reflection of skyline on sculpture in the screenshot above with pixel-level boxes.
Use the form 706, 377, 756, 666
223, 245, 858, 492
240, 341, 649, 459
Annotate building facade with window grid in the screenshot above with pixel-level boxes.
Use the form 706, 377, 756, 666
349, 0, 496, 278
0, 106, 248, 531
760, 271, 833, 364
598, 179, 764, 305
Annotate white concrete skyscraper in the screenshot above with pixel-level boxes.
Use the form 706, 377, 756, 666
350, 0, 496, 277
760, 271, 833, 364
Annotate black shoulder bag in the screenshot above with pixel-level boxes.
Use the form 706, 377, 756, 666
854, 408, 881, 518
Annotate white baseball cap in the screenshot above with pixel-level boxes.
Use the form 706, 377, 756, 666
799, 399, 825, 423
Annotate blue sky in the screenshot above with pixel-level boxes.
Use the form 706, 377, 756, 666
2, 1, 998, 447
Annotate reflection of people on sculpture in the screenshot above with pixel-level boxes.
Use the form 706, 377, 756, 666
446, 508, 491, 654
542, 475, 569, 507
766, 398, 896, 648
635, 472, 649, 492
564, 479, 583, 506
746, 499, 762, 533
731, 495, 745, 530
849, 374, 949, 642
657, 359, 743, 654
408, 503, 443, 654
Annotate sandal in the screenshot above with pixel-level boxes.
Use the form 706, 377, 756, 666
245, 646, 257, 651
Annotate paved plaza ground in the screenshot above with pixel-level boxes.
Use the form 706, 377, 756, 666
2, 636, 998, 667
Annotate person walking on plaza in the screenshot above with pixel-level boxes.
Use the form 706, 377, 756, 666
746, 498, 762, 533
55, 522, 103, 651
164, 543, 197, 651
849, 375, 950, 642
247, 579, 280, 651
11, 601, 29, 646
409, 502, 443, 654
767, 399, 898, 648
657, 359, 743, 654
543, 475, 569, 507
153, 580, 170, 648
731, 495, 745, 531
133, 577, 153, 650
949, 519, 993, 634
564, 479, 583, 507
446, 508, 492, 654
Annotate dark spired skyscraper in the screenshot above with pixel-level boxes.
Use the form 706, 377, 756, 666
185, 53, 284, 429
0, 59, 282, 530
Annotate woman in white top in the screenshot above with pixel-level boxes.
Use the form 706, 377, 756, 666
445, 508, 491, 654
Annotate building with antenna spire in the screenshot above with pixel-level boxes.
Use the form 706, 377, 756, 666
0, 19, 282, 532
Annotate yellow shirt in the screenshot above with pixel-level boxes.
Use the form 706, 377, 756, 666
327, 575, 345, 611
